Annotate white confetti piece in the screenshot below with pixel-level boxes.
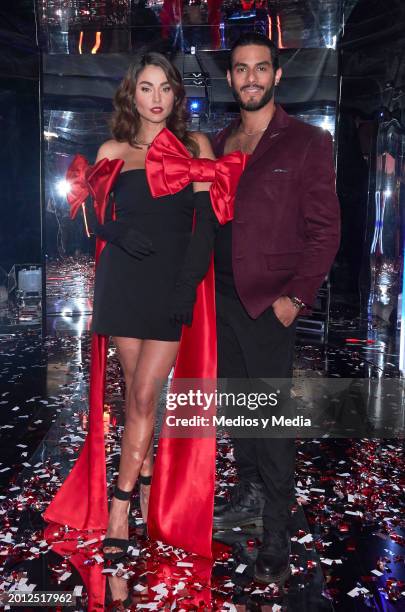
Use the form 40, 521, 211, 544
222, 604, 237, 612
151, 583, 169, 598
1, 533, 14, 543
77, 538, 100, 548
176, 562, 193, 567
321, 558, 343, 566
298, 533, 313, 544
347, 586, 369, 598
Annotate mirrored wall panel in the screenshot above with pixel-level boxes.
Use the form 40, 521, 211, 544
39, 0, 341, 54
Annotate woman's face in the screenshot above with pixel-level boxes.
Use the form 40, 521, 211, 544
134, 64, 176, 125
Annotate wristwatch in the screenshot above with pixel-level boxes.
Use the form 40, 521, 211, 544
288, 296, 306, 310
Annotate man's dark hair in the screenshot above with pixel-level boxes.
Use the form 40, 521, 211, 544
229, 32, 279, 71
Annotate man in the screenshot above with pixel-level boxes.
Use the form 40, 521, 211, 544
212, 32, 340, 584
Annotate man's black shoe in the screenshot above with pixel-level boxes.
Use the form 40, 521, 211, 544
254, 529, 291, 585
213, 481, 265, 530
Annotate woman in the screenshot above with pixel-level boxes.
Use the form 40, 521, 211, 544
44, 52, 247, 560
92, 54, 220, 559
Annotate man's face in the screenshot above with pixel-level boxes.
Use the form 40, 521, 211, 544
227, 44, 282, 112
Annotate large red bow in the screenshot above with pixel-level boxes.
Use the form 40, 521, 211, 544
145, 128, 248, 224
66, 154, 124, 223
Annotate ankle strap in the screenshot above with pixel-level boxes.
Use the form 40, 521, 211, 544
114, 486, 132, 501
139, 474, 152, 485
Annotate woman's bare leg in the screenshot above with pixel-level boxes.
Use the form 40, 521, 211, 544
139, 436, 154, 522
104, 337, 142, 555
114, 337, 143, 404
105, 339, 179, 553
116, 336, 153, 522
117, 339, 179, 490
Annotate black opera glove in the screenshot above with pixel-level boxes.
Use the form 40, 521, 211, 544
84, 199, 155, 260
99, 222, 155, 259
170, 190, 219, 327
170, 282, 197, 327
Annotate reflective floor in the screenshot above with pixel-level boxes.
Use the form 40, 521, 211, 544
0, 258, 404, 611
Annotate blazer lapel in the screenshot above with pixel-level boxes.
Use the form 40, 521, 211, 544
246, 105, 290, 169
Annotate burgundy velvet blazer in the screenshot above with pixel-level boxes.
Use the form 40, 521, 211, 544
213, 105, 341, 318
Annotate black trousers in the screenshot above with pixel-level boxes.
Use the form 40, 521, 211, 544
216, 292, 297, 532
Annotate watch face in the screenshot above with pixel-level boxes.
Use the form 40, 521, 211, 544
290, 296, 304, 309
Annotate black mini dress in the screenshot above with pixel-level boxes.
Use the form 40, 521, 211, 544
91, 169, 194, 341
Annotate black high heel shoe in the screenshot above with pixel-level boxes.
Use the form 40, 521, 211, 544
103, 486, 132, 561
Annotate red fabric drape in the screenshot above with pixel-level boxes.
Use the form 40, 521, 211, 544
147, 259, 217, 558
44, 525, 105, 612
43, 156, 123, 530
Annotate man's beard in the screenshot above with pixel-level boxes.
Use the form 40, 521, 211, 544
231, 79, 275, 111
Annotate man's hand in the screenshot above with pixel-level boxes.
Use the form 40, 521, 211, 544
272, 296, 300, 327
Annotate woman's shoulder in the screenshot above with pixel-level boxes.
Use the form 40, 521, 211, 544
96, 139, 129, 161
188, 130, 211, 147
188, 131, 215, 159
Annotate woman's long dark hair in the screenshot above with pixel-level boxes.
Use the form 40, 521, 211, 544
111, 52, 199, 157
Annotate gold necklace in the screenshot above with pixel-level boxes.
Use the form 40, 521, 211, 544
240, 107, 275, 136
241, 124, 269, 136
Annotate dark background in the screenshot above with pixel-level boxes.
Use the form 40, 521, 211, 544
0, 0, 404, 319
